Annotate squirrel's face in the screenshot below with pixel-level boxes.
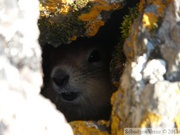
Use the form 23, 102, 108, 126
42, 40, 114, 122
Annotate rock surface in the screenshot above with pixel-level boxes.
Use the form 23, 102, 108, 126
111, 0, 180, 134
39, 0, 125, 46
1, 0, 180, 134
0, 0, 73, 134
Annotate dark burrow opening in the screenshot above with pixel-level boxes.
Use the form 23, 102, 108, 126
40, 0, 140, 122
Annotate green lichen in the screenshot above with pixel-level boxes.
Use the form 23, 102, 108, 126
38, 1, 94, 46
38, 12, 85, 46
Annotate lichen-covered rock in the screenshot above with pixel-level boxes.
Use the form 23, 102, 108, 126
0, 0, 73, 134
3, 0, 178, 134
39, 0, 125, 46
111, 0, 180, 134
70, 120, 110, 135
40, 0, 180, 134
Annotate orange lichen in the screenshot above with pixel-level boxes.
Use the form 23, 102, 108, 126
79, 1, 120, 21
124, 26, 138, 61
139, 0, 146, 13
124, 41, 134, 60
85, 19, 104, 36
113, 82, 120, 88
78, 6, 100, 21
69, 36, 77, 41
46, 5, 57, 13
139, 0, 174, 16
149, 0, 173, 15
97, 120, 110, 127
78, 0, 121, 36
140, 112, 161, 127
70, 121, 110, 135
142, 13, 158, 30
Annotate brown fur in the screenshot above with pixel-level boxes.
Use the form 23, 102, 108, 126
41, 38, 114, 122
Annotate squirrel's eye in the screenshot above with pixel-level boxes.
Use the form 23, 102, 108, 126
88, 50, 101, 63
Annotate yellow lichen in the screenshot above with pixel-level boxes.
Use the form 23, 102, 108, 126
111, 116, 120, 134
111, 89, 124, 135
59, 5, 71, 14
71, 0, 89, 11
139, 0, 174, 31
39, 3, 45, 11
39, 0, 73, 17
70, 121, 110, 135
61, 0, 74, 4
176, 82, 180, 94
174, 113, 180, 129
142, 13, 158, 30
140, 112, 161, 127
97, 120, 110, 127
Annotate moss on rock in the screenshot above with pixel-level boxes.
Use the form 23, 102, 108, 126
39, 0, 125, 46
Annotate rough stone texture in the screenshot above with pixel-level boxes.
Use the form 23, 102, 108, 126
0, 0, 73, 134
39, 0, 125, 46
38, 0, 180, 134
2, 0, 179, 134
70, 120, 110, 135
111, 0, 180, 134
